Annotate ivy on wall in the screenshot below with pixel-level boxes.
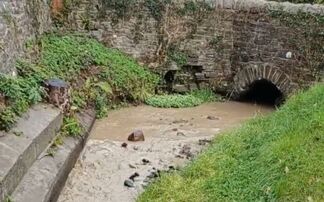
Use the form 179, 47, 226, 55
142, 0, 214, 65
269, 9, 324, 81
144, 0, 171, 22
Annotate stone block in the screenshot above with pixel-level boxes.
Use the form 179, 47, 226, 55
173, 84, 189, 93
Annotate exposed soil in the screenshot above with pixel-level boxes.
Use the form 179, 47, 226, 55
58, 102, 273, 202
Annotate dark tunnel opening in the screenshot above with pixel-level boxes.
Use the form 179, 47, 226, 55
164, 70, 176, 91
164, 71, 175, 83
237, 79, 284, 106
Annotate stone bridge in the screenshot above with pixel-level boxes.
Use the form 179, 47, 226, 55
66, 0, 323, 103
0, 0, 323, 103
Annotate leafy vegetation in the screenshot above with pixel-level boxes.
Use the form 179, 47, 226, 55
139, 84, 324, 201
167, 46, 188, 67
145, 89, 219, 108
144, 0, 171, 21
0, 75, 43, 131
60, 116, 82, 137
0, 34, 159, 131
178, 0, 213, 16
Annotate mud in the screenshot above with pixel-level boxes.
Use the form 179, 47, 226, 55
58, 102, 273, 202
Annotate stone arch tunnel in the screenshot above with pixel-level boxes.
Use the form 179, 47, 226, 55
232, 64, 292, 106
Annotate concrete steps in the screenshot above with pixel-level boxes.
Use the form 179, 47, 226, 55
0, 104, 95, 202
11, 110, 95, 202
0, 104, 63, 202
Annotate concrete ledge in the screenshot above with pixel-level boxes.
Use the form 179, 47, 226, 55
11, 109, 96, 202
206, 0, 324, 14
0, 104, 63, 202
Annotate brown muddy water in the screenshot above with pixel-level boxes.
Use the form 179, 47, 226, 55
58, 101, 273, 202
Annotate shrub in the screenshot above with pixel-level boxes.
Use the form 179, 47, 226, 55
0, 34, 159, 131
145, 89, 220, 108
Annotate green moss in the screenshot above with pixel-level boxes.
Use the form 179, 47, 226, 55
139, 84, 324, 201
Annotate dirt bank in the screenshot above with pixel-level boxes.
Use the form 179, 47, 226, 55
58, 102, 273, 202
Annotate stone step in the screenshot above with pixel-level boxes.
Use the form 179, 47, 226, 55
0, 104, 63, 202
11, 109, 95, 202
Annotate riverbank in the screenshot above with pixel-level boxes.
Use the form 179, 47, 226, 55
58, 101, 272, 202
138, 84, 324, 202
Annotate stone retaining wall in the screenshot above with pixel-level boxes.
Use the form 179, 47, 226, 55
62, 0, 323, 96
0, 0, 323, 97
0, 0, 51, 74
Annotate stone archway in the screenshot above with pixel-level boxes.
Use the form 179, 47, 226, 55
232, 64, 293, 105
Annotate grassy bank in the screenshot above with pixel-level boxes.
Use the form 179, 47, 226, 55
0, 34, 159, 132
138, 84, 324, 202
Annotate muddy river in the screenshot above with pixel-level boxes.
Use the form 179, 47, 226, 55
58, 102, 273, 202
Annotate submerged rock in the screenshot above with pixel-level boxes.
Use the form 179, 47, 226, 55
147, 171, 159, 179
129, 164, 137, 169
121, 142, 128, 148
142, 158, 150, 165
207, 116, 220, 120
198, 139, 212, 146
179, 144, 193, 159
129, 172, 140, 181
172, 119, 188, 124
128, 129, 145, 142
124, 179, 135, 188
177, 131, 185, 136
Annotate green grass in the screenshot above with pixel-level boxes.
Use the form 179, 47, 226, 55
145, 89, 220, 108
0, 34, 159, 131
138, 84, 324, 202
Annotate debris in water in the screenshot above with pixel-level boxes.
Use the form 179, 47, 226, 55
147, 171, 159, 179
121, 142, 128, 148
172, 128, 178, 131
129, 172, 140, 181
142, 158, 150, 165
124, 179, 135, 188
172, 119, 188, 124
207, 115, 220, 120
128, 129, 145, 142
179, 144, 193, 159
129, 164, 137, 169
198, 139, 212, 145
177, 131, 185, 136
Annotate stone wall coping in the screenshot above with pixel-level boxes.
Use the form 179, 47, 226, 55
207, 0, 324, 15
